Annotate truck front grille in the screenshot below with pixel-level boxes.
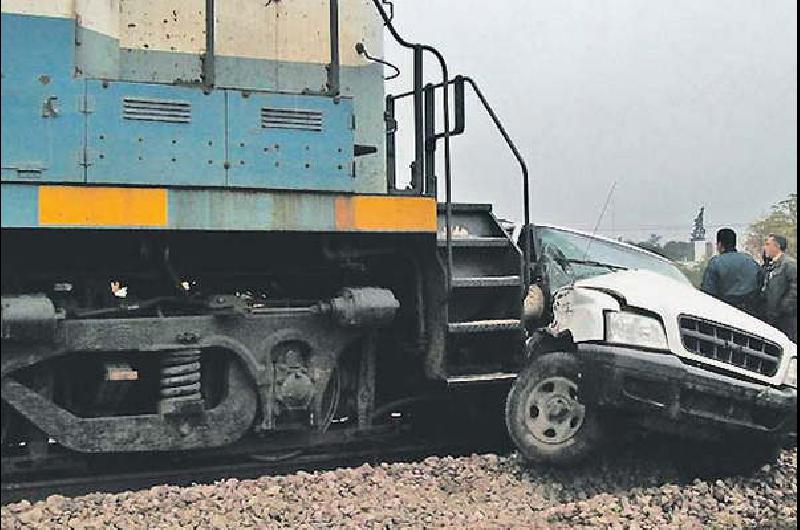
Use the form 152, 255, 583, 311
679, 316, 782, 377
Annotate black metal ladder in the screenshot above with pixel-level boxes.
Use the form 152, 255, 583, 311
373, 0, 532, 293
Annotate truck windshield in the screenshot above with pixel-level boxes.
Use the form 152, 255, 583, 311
535, 226, 691, 286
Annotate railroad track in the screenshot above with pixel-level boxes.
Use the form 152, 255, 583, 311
2, 423, 512, 505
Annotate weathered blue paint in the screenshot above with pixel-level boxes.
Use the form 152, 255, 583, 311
227, 92, 354, 191
118, 50, 328, 95
169, 189, 336, 231
85, 81, 354, 191
115, 51, 385, 192
76, 26, 120, 80
340, 62, 386, 193
1, 10, 390, 232
119, 48, 202, 85
0, 184, 39, 227
1, 182, 340, 231
216, 55, 328, 94
86, 80, 227, 187
0, 13, 84, 183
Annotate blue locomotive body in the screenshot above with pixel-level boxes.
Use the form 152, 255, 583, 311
1, 0, 412, 231
1, 1, 530, 460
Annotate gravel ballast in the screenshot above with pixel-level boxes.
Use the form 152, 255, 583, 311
2, 447, 796, 528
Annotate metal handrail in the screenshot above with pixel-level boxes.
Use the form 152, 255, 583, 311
369, 3, 533, 296
202, 0, 215, 89
327, 0, 340, 95
369, 0, 454, 293
460, 76, 532, 287
387, 75, 534, 290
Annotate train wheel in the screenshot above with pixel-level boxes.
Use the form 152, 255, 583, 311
505, 351, 602, 466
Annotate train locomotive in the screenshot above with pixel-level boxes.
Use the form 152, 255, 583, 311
1, 0, 533, 462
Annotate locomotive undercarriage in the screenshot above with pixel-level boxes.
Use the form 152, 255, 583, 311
1, 229, 438, 458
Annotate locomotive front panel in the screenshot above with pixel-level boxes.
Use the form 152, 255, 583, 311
1, 0, 526, 462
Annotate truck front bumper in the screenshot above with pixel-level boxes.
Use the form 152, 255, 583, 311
575, 343, 797, 443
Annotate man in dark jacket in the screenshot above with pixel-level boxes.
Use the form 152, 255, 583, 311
701, 228, 762, 314
762, 234, 797, 342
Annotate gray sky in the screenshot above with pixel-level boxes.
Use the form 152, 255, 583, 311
383, 0, 797, 242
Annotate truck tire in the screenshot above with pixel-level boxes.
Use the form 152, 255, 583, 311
505, 351, 603, 466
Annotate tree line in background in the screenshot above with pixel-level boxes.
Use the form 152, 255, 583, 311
630, 193, 797, 287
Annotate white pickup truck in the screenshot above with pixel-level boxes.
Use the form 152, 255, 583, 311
503, 224, 797, 471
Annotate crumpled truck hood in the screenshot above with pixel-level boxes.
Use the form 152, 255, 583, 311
574, 269, 790, 346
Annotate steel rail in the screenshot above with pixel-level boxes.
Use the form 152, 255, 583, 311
2, 432, 510, 505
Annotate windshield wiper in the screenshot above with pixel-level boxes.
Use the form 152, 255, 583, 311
565, 259, 628, 271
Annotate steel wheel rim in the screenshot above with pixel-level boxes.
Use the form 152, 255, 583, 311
522, 376, 585, 445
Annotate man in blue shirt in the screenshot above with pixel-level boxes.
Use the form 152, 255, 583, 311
701, 228, 762, 314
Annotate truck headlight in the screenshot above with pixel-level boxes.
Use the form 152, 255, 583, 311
605, 311, 668, 350
784, 358, 797, 388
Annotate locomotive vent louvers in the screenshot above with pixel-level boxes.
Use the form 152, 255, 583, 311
679, 315, 783, 377
261, 107, 324, 131
122, 97, 192, 124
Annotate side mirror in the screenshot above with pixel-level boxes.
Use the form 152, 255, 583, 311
452, 75, 465, 136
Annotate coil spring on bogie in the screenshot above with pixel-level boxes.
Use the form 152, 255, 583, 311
159, 348, 203, 413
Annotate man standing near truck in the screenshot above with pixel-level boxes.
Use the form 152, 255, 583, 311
701, 228, 762, 314
762, 234, 797, 342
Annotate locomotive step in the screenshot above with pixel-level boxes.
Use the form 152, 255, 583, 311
447, 319, 523, 333
451, 275, 521, 288
446, 372, 518, 385
436, 237, 511, 248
